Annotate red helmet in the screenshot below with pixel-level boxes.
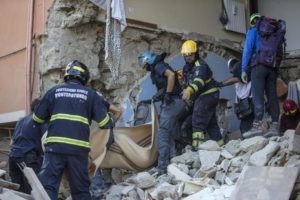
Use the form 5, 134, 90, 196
283, 99, 298, 116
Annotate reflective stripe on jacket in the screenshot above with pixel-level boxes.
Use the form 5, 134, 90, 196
183, 59, 218, 97
33, 80, 110, 155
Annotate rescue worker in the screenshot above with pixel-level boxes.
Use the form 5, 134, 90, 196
9, 99, 47, 194
216, 58, 254, 136
241, 13, 282, 138
279, 99, 300, 134
138, 51, 185, 175
33, 60, 112, 200
181, 40, 224, 150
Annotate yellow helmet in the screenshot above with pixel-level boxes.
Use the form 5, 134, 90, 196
181, 40, 197, 55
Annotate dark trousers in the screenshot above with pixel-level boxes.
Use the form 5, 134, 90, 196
9, 151, 41, 194
192, 91, 222, 141
251, 65, 279, 122
157, 99, 185, 170
38, 152, 91, 200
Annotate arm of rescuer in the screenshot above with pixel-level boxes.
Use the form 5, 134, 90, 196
241, 28, 258, 83
108, 104, 122, 122
220, 77, 240, 87
163, 69, 176, 105
164, 69, 175, 93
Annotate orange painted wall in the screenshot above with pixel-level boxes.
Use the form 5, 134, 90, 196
0, 0, 53, 123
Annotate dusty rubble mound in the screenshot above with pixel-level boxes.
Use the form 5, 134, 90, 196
100, 130, 300, 200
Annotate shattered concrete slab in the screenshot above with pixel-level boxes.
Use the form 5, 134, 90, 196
231, 166, 299, 200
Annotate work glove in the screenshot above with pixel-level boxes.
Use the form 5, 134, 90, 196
241, 72, 248, 83
182, 87, 194, 102
163, 93, 174, 106
152, 88, 164, 102
215, 81, 224, 88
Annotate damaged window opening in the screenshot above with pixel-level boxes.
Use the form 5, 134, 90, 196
118, 53, 240, 134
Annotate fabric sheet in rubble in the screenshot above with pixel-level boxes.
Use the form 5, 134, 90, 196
287, 81, 299, 106
89, 103, 159, 174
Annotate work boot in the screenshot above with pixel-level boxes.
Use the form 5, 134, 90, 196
264, 122, 279, 137
243, 121, 263, 139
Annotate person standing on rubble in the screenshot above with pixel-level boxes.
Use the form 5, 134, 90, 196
240, 13, 286, 138
181, 40, 224, 150
138, 51, 185, 175
9, 99, 47, 194
33, 60, 112, 200
216, 58, 254, 136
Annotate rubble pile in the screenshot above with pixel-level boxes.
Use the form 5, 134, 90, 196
102, 130, 300, 200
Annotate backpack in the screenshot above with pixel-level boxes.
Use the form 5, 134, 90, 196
254, 16, 286, 68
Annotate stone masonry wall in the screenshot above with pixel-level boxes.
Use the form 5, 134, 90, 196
38, 0, 300, 107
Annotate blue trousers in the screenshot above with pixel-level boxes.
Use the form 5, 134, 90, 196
251, 65, 279, 122
192, 91, 222, 141
38, 152, 91, 200
157, 99, 185, 170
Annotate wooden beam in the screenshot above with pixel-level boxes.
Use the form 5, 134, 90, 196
22, 166, 50, 200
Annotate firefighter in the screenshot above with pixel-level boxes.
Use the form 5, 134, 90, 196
9, 99, 47, 194
138, 51, 185, 175
33, 60, 112, 200
181, 40, 224, 150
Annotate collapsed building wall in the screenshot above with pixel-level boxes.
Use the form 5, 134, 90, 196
37, 0, 243, 105
38, 0, 300, 125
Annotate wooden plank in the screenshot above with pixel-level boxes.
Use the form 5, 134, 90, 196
0, 178, 20, 190
22, 166, 50, 200
230, 166, 299, 200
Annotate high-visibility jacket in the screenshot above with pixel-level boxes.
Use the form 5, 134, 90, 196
183, 59, 218, 98
33, 80, 111, 155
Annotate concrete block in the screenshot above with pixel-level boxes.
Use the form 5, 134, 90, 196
249, 141, 280, 166
240, 136, 268, 153
167, 164, 192, 182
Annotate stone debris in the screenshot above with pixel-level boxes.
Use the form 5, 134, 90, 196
97, 133, 300, 200
126, 172, 156, 189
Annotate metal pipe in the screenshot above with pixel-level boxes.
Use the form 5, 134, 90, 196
25, 0, 34, 114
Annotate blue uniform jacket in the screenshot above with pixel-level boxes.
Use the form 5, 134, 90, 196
10, 114, 47, 158
33, 80, 110, 155
241, 27, 260, 72
183, 59, 218, 97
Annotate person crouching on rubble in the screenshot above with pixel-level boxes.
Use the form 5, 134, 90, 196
9, 99, 48, 194
279, 99, 300, 134
215, 58, 254, 137
33, 60, 113, 200
138, 51, 185, 176
181, 40, 224, 150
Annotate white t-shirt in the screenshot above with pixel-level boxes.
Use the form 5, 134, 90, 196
235, 81, 251, 101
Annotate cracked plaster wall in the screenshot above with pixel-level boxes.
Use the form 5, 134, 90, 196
38, 0, 244, 106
